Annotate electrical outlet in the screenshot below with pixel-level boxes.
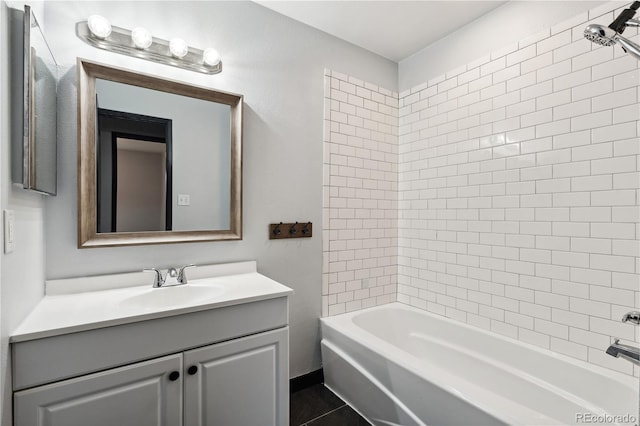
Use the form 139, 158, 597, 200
4, 209, 15, 253
177, 194, 191, 206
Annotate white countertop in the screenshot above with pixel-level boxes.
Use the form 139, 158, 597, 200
11, 261, 293, 343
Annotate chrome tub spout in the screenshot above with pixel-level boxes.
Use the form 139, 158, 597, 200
606, 339, 640, 366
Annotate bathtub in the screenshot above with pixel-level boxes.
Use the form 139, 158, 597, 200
321, 303, 638, 426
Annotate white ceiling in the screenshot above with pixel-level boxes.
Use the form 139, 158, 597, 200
255, 1, 507, 62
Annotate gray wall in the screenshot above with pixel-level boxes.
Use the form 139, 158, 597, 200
42, 0, 397, 388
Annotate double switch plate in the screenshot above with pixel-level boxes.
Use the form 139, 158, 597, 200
4, 209, 15, 253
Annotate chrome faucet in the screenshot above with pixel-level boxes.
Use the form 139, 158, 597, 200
606, 339, 640, 366
143, 264, 196, 288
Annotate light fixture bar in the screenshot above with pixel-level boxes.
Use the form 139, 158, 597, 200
76, 21, 222, 75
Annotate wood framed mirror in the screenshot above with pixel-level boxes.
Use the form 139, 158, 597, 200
77, 59, 242, 248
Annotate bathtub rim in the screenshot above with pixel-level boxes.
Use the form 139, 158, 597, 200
321, 301, 638, 424
321, 302, 637, 390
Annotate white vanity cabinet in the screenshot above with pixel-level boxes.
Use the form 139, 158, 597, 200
11, 263, 292, 426
14, 327, 288, 426
184, 328, 288, 426
14, 354, 184, 426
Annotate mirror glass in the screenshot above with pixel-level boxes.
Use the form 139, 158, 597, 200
78, 60, 242, 248
11, 5, 58, 195
94, 79, 231, 233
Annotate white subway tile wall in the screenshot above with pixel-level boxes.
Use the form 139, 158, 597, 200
323, 2, 639, 377
398, 3, 639, 376
322, 70, 399, 317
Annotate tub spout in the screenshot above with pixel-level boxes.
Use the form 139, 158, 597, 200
606, 339, 640, 366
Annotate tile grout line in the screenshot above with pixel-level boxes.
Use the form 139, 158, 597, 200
300, 402, 347, 426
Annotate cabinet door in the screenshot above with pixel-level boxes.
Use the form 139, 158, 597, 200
14, 353, 183, 426
184, 327, 289, 426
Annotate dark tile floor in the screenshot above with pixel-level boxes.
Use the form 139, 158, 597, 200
290, 383, 370, 426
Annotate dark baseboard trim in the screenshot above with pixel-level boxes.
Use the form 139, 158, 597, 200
290, 368, 324, 393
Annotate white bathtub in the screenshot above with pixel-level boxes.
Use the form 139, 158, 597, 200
321, 303, 638, 426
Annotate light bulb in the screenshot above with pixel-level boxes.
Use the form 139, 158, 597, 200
169, 38, 188, 58
87, 15, 111, 39
203, 48, 221, 66
131, 27, 152, 49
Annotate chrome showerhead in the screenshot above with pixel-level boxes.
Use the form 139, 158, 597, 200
584, 23, 640, 60
584, 24, 617, 46
584, 2, 640, 60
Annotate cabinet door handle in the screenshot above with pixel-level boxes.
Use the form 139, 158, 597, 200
187, 365, 198, 375
168, 371, 180, 381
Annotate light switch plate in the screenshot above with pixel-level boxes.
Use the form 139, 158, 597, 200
4, 209, 15, 253
177, 194, 191, 206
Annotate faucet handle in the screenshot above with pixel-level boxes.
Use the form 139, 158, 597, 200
178, 264, 196, 284
622, 311, 640, 325
143, 268, 164, 288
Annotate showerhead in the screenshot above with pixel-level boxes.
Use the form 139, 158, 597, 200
584, 2, 640, 60
584, 24, 617, 46
584, 23, 640, 60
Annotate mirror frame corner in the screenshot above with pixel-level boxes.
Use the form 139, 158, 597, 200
77, 58, 243, 248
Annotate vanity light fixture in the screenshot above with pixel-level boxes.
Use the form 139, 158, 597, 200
169, 37, 189, 58
131, 27, 152, 49
87, 15, 111, 39
203, 48, 221, 67
76, 15, 222, 74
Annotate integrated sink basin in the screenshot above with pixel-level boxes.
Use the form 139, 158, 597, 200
10, 261, 294, 344
118, 283, 225, 310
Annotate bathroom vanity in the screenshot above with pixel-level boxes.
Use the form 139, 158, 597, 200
10, 261, 291, 426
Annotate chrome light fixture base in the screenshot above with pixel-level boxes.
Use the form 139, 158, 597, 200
76, 21, 222, 75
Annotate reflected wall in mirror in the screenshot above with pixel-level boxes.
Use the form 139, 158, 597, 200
10, 5, 58, 195
78, 59, 242, 248
96, 107, 173, 233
